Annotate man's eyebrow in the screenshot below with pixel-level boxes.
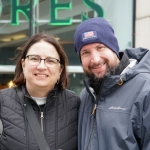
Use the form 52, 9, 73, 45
81, 48, 88, 52
97, 43, 105, 46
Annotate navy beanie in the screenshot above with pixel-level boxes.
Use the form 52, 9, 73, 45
74, 17, 119, 58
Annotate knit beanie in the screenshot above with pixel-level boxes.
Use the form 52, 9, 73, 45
74, 17, 119, 58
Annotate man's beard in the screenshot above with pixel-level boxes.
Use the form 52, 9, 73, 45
83, 62, 118, 81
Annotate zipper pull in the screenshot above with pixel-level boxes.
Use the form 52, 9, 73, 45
40, 112, 44, 132
41, 112, 44, 119
91, 104, 97, 115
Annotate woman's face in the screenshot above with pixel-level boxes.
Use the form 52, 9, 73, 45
22, 40, 62, 94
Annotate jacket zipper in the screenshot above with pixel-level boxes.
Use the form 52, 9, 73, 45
86, 80, 104, 150
92, 104, 97, 115
40, 111, 44, 132
25, 95, 45, 132
89, 87, 97, 115
86, 117, 96, 150
86, 88, 97, 150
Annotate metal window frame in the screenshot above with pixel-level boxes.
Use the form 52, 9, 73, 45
0, 65, 83, 74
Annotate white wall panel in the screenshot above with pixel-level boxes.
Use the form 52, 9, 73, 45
135, 17, 150, 49
135, 0, 150, 49
136, 0, 150, 18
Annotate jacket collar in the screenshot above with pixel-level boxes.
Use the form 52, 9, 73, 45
20, 84, 58, 108
84, 47, 150, 97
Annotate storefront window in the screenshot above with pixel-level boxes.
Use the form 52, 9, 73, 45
0, 0, 133, 94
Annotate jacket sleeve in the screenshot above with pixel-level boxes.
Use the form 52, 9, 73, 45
0, 91, 3, 136
0, 91, 1, 118
139, 90, 150, 149
77, 96, 81, 110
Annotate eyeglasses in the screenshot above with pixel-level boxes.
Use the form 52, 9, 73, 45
26, 55, 60, 67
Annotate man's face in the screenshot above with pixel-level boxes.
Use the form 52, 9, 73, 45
80, 43, 120, 80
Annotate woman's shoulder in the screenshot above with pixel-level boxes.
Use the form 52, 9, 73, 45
0, 87, 18, 106
59, 89, 76, 97
0, 87, 16, 95
58, 89, 81, 107
58, 89, 80, 100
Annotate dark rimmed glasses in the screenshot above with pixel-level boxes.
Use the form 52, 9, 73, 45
26, 55, 60, 68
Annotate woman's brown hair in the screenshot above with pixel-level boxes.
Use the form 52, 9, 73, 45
13, 33, 69, 89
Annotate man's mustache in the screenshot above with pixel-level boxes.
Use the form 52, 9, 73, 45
89, 61, 106, 69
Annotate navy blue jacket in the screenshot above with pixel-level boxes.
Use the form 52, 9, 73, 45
78, 48, 150, 150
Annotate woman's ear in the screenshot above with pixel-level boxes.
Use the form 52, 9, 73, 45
21, 59, 25, 71
59, 65, 63, 74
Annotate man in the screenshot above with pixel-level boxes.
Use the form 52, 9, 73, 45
74, 17, 150, 150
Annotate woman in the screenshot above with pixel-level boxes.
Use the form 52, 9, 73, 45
0, 33, 80, 150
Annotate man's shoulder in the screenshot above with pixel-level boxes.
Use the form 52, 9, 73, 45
80, 88, 91, 100
80, 88, 87, 94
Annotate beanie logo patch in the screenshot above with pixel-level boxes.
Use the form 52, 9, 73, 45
82, 31, 97, 41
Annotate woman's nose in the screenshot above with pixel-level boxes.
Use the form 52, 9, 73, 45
37, 59, 47, 69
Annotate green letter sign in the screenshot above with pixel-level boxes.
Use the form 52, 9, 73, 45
82, 0, 104, 21
10, 0, 104, 26
50, 0, 72, 25
11, 0, 38, 25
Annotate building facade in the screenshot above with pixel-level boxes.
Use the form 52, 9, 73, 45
135, 0, 150, 49
0, 0, 135, 95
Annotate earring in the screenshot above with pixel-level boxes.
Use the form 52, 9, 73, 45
57, 79, 59, 84
57, 76, 60, 84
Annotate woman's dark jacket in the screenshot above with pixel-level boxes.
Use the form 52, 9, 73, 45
0, 85, 80, 150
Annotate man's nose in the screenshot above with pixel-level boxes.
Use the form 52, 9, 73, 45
90, 51, 100, 63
